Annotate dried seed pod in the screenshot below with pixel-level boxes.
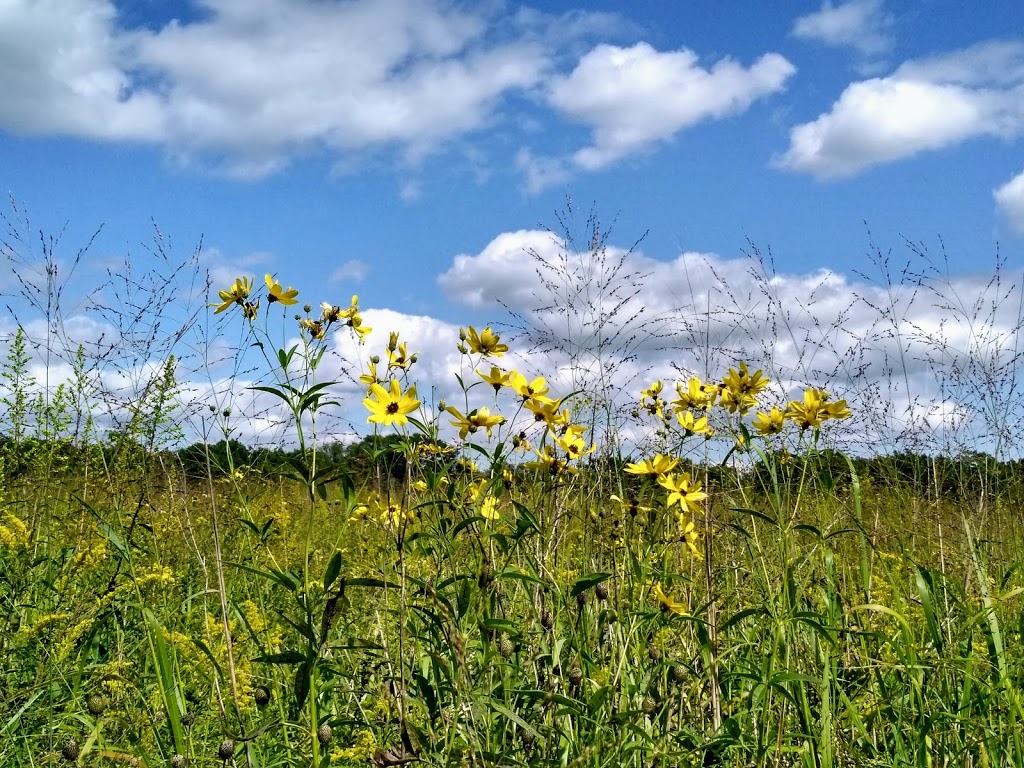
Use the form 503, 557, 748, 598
498, 633, 514, 659
595, 582, 609, 601
520, 728, 535, 746
540, 610, 553, 630
61, 738, 80, 762
648, 646, 662, 661
87, 694, 108, 716
642, 695, 657, 715
171, 755, 187, 768
317, 723, 333, 745
672, 664, 686, 684
253, 686, 270, 709
568, 665, 583, 687
218, 739, 235, 761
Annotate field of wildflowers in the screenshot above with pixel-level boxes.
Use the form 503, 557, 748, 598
2, 217, 1024, 768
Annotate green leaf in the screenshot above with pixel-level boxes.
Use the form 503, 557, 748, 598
571, 573, 610, 598
323, 550, 344, 592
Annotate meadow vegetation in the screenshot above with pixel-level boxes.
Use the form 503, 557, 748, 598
2, 204, 1024, 767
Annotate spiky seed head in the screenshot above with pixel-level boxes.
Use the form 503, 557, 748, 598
672, 664, 686, 684
642, 695, 657, 715
87, 694, 108, 715
61, 738, 80, 762
498, 633, 514, 659
540, 610, 553, 630
317, 723, 333, 745
181, 712, 195, 729
576, 590, 587, 608
648, 645, 662, 661
520, 728, 535, 746
595, 582, 609, 600
171, 755, 187, 768
218, 739, 234, 761
568, 665, 583, 686
253, 686, 270, 709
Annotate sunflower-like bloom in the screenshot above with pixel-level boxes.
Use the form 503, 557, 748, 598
653, 583, 688, 615
265, 274, 298, 306
658, 472, 708, 514
640, 380, 664, 418
677, 517, 701, 556
480, 495, 500, 521
464, 326, 508, 357
445, 405, 505, 439
555, 431, 595, 460
364, 379, 420, 427
752, 406, 786, 435
624, 454, 679, 476
348, 313, 372, 344
299, 318, 325, 340
721, 362, 769, 415
477, 366, 511, 393
388, 342, 412, 370
676, 410, 710, 436
524, 445, 576, 476
508, 371, 550, 400
524, 396, 563, 425
672, 377, 719, 411
211, 275, 254, 314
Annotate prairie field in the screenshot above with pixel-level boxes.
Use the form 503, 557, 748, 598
2, 218, 1024, 768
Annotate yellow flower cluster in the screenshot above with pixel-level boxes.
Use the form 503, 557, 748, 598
0, 512, 29, 550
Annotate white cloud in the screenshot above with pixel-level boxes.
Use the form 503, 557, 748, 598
777, 41, 1024, 179
0, 0, 550, 177
792, 0, 895, 57
546, 43, 795, 171
330, 260, 370, 284
994, 169, 1024, 233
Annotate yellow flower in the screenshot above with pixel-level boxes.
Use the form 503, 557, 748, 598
465, 326, 508, 356
786, 388, 827, 430
364, 379, 420, 427
359, 359, 378, 388
477, 365, 511, 392
752, 406, 787, 435
524, 396, 563, 425
640, 380, 664, 418
658, 472, 708, 514
676, 410, 710, 436
508, 371, 550, 400
677, 516, 701, 556
524, 445, 576, 476
721, 362, 769, 415
348, 313, 371, 344
672, 377, 719, 411
653, 583, 688, 615
264, 274, 298, 306
480, 495, 500, 521
825, 398, 852, 421
299, 317, 325, 339
445, 405, 506, 439
211, 275, 253, 314
624, 454, 679, 476
555, 431, 595, 460
388, 342, 412, 370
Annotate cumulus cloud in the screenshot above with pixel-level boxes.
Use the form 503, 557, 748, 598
777, 40, 1024, 179
546, 43, 796, 172
792, 0, 895, 58
0, 0, 550, 176
994, 169, 1024, 233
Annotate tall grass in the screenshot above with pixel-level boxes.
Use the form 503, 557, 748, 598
0, 201, 1022, 767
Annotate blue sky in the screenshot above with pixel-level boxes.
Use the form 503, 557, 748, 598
1, 0, 1022, 452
